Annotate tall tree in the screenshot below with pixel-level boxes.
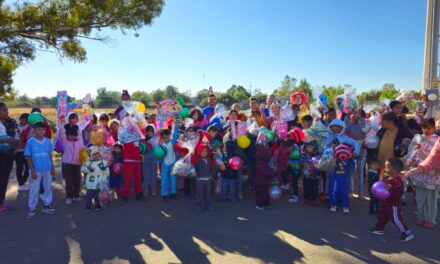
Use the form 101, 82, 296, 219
226, 84, 251, 103
151, 88, 164, 103
131, 91, 152, 105
295, 78, 313, 103
322, 85, 345, 108
164, 85, 178, 99
94, 87, 120, 108
273, 75, 297, 98
0, 0, 164, 96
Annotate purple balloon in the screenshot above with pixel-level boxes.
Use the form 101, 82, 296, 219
371, 181, 390, 200
55, 140, 63, 153
269, 186, 282, 200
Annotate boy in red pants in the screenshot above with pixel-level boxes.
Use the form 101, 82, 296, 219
121, 140, 146, 204
369, 158, 414, 242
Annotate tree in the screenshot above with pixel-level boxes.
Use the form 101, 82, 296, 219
226, 84, 251, 103
252, 88, 267, 104
0, 0, 164, 96
295, 79, 313, 103
94, 87, 120, 108
273, 75, 297, 98
131, 91, 152, 105
379, 83, 399, 102
196, 89, 209, 107
164, 85, 178, 99
358, 90, 382, 105
151, 88, 164, 103
322, 85, 345, 108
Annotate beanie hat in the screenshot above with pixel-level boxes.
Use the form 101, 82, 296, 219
89, 146, 101, 156
334, 144, 352, 161
288, 127, 305, 143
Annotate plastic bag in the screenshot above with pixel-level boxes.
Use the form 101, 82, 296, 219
98, 182, 112, 207
237, 121, 248, 136
248, 120, 260, 136
118, 116, 143, 144
172, 158, 196, 177
318, 148, 336, 173
281, 102, 294, 121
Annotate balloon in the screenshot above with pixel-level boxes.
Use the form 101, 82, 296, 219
371, 181, 391, 200
319, 95, 328, 106
229, 156, 242, 170
137, 103, 146, 113
289, 151, 301, 160
48, 120, 56, 129
0, 135, 13, 152
28, 113, 44, 126
269, 186, 282, 200
153, 146, 166, 159
364, 135, 380, 149
112, 162, 123, 174
90, 129, 104, 146
180, 108, 190, 118
139, 142, 148, 155
54, 140, 63, 153
79, 147, 89, 162
237, 135, 251, 149
176, 97, 184, 106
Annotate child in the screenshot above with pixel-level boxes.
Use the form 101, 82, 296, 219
369, 158, 414, 242
367, 158, 380, 215
109, 143, 124, 198
219, 148, 238, 204
287, 142, 302, 203
24, 121, 56, 218
191, 144, 215, 211
302, 141, 321, 205
274, 140, 294, 191
121, 139, 146, 203
159, 113, 181, 200
109, 119, 120, 142
59, 124, 84, 205
255, 132, 275, 210
81, 146, 110, 211
143, 124, 158, 196
189, 108, 208, 130
405, 118, 439, 228
82, 114, 97, 146
99, 113, 115, 146
328, 144, 355, 213
16, 113, 31, 190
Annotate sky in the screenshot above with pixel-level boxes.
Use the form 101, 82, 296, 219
11, 0, 427, 98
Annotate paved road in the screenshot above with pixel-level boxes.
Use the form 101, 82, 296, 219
1, 166, 440, 264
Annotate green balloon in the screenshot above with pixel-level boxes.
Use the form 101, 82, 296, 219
153, 146, 166, 159
267, 131, 275, 143
176, 97, 184, 106
180, 108, 190, 118
139, 142, 148, 155
290, 151, 301, 160
29, 113, 44, 125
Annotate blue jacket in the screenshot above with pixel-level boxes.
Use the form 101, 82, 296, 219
323, 118, 360, 156
203, 106, 215, 121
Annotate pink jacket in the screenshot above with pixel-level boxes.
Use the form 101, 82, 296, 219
59, 126, 83, 165
419, 138, 440, 173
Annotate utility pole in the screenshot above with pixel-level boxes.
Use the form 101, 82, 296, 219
422, 0, 440, 118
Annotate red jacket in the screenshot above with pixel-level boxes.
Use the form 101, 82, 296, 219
190, 144, 215, 169
123, 140, 145, 162
381, 177, 404, 207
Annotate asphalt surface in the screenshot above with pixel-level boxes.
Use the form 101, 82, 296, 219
1, 165, 440, 264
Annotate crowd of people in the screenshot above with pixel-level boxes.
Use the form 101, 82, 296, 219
1, 88, 440, 243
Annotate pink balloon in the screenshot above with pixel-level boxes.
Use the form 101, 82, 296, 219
371, 181, 391, 200
112, 162, 123, 175
228, 156, 242, 170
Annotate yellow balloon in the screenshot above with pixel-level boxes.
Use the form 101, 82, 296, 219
79, 147, 89, 162
237, 135, 251, 149
137, 103, 146, 113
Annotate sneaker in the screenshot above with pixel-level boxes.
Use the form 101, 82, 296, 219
72, 197, 83, 202
424, 222, 435, 229
255, 205, 266, 211
368, 229, 384, 235
27, 209, 36, 219
18, 185, 28, 192
42, 205, 56, 214
400, 232, 414, 242
65, 198, 73, 205
343, 207, 350, 214
288, 195, 298, 203
84, 207, 91, 212
94, 206, 102, 211
280, 184, 290, 191
330, 206, 337, 212
238, 193, 244, 200
151, 189, 158, 196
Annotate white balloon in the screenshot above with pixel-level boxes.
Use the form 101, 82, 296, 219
364, 135, 380, 149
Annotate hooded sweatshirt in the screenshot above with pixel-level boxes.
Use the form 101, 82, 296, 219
191, 144, 215, 180
323, 118, 360, 156
144, 124, 159, 160
58, 125, 83, 165
344, 115, 370, 145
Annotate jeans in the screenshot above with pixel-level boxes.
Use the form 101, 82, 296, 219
0, 153, 14, 204
351, 153, 366, 196
28, 171, 52, 210
415, 186, 440, 224
221, 178, 236, 202
196, 179, 212, 209
15, 151, 29, 186
143, 158, 157, 193
63, 163, 81, 199
85, 189, 100, 209
161, 162, 176, 197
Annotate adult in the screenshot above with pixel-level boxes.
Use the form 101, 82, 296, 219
249, 98, 264, 126
114, 90, 131, 121
344, 108, 370, 200
0, 102, 20, 214
262, 95, 275, 118
202, 94, 217, 121
322, 108, 336, 127
373, 111, 413, 172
